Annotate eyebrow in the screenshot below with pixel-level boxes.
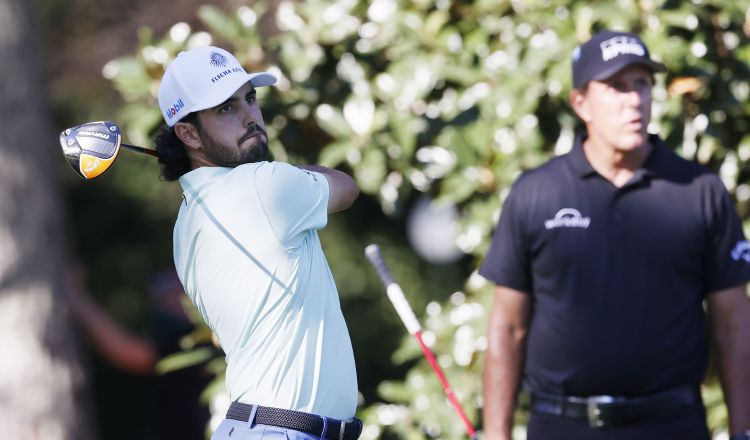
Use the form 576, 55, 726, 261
209, 89, 256, 112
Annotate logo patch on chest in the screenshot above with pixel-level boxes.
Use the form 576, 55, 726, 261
544, 208, 591, 230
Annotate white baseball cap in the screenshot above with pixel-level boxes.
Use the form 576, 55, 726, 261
158, 46, 277, 127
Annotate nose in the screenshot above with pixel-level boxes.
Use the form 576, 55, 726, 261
240, 100, 263, 129
624, 87, 643, 108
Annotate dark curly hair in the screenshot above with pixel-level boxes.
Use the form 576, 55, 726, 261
154, 113, 200, 181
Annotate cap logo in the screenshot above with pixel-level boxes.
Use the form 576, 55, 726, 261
209, 52, 228, 67
572, 46, 582, 63
210, 67, 244, 83
165, 98, 185, 120
600, 36, 645, 61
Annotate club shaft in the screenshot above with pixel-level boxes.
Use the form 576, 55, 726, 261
122, 143, 159, 158
364, 244, 477, 438
415, 331, 477, 437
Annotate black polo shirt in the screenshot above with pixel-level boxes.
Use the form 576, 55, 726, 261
479, 134, 750, 397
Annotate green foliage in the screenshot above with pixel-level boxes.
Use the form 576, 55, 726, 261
156, 346, 217, 374
102, 0, 750, 438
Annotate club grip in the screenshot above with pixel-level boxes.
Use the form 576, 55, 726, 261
364, 244, 395, 286
365, 244, 422, 334
365, 244, 475, 437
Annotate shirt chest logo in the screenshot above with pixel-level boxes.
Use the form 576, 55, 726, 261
544, 208, 591, 230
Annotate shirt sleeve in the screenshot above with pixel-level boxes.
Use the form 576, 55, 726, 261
703, 174, 750, 293
254, 162, 330, 246
478, 181, 533, 293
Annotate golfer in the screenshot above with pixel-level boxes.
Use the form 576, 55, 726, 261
480, 30, 750, 440
155, 45, 362, 440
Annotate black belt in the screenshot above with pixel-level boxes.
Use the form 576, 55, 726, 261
226, 402, 362, 440
530, 385, 700, 428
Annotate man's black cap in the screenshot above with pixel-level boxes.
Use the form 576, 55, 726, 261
572, 30, 667, 89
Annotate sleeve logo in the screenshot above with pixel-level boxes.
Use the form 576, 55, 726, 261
730, 239, 750, 262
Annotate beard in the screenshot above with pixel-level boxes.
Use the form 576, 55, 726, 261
199, 124, 269, 167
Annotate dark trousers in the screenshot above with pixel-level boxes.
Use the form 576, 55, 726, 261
527, 402, 710, 440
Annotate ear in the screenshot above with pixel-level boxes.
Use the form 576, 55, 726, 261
569, 89, 592, 123
174, 121, 202, 151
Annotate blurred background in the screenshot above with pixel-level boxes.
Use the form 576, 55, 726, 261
1, 0, 749, 438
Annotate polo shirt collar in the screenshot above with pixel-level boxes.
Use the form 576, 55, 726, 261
568, 132, 669, 181
568, 133, 597, 178
179, 166, 231, 194
639, 135, 672, 178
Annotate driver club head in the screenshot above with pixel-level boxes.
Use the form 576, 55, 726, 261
60, 121, 122, 180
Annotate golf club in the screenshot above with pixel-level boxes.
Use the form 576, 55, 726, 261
59, 121, 158, 180
364, 244, 477, 438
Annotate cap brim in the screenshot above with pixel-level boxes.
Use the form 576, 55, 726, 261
191, 71, 278, 114
591, 58, 667, 83
249, 72, 277, 88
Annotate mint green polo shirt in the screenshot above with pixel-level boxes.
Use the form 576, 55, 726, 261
174, 161, 357, 419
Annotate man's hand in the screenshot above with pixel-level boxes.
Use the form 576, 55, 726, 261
708, 285, 750, 437
483, 286, 531, 440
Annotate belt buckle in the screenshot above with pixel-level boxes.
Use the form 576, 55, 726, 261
586, 395, 618, 428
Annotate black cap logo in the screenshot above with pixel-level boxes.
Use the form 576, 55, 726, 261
600, 36, 646, 62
